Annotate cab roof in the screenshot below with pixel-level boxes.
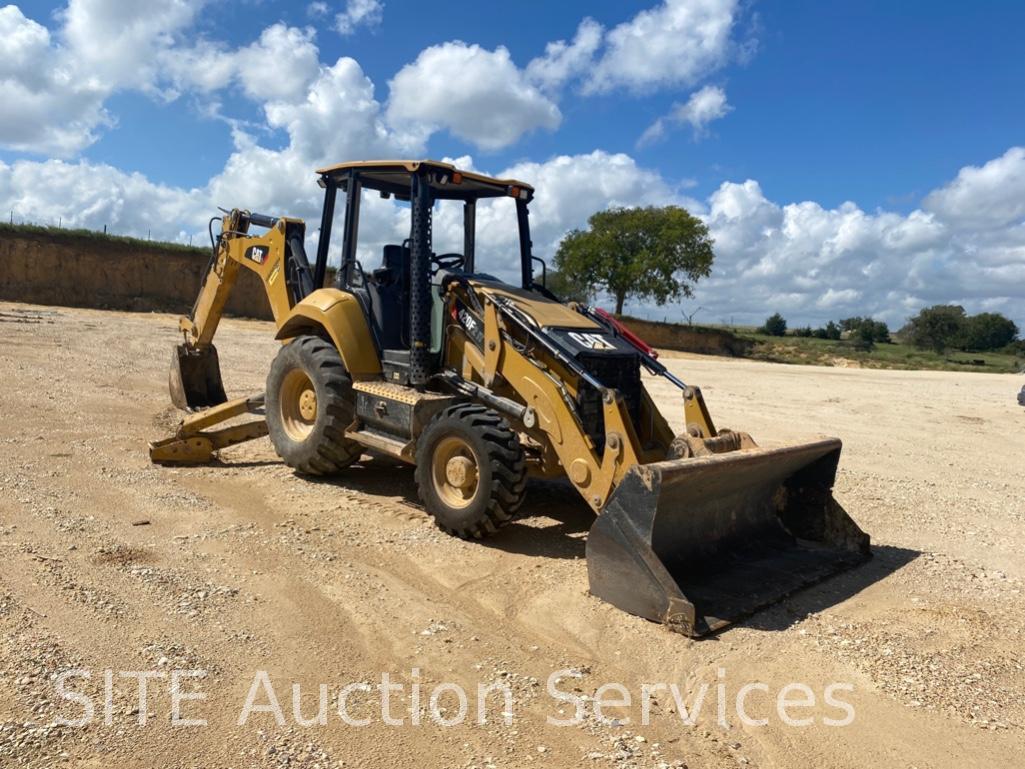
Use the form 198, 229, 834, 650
315, 159, 534, 202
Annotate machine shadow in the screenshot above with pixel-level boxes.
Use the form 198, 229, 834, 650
307, 455, 593, 560
302, 453, 420, 499
725, 543, 921, 636
480, 479, 593, 560
303, 457, 917, 632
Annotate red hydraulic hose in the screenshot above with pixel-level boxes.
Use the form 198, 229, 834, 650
592, 307, 659, 360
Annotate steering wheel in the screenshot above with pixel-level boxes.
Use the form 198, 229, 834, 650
431, 252, 465, 273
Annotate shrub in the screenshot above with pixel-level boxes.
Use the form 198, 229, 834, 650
760, 312, 787, 337
904, 305, 967, 353
821, 320, 842, 340
960, 312, 1018, 351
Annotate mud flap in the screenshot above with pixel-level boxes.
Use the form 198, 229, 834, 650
169, 344, 227, 410
586, 439, 870, 636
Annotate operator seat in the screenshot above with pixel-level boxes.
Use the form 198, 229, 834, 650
365, 244, 409, 350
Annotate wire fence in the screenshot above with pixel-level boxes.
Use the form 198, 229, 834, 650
3, 211, 200, 249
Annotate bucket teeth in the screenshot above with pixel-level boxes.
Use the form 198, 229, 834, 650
169, 344, 228, 410
586, 439, 870, 636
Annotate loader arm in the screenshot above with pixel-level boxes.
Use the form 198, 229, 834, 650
464, 288, 869, 637
473, 294, 642, 512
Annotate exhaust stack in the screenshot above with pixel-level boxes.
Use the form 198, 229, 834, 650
408, 172, 433, 388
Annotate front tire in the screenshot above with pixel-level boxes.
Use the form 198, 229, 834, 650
415, 404, 527, 538
266, 335, 362, 475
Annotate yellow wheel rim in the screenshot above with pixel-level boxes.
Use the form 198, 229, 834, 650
279, 368, 317, 442
431, 436, 480, 510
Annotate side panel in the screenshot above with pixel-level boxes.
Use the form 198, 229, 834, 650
275, 289, 382, 377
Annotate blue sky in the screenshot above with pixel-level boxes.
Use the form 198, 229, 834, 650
1, 0, 1024, 327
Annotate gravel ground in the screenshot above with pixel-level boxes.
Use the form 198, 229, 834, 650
0, 301, 1022, 768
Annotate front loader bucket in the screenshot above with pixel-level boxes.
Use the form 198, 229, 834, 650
586, 439, 869, 637
169, 343, 227, 410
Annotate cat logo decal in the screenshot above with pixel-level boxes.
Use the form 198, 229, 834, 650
567, 332, 615, 351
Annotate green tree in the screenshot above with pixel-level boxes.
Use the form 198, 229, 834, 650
545, 268, 594, 304
760, 313, 787, 337
554, 206, 714, 315
813, 320, 842, 340
840, 316, 891, 344
850, 324, 877, 351
960, 312, 1018, 351
904, 305, 966, 353
869, 319, 892, 344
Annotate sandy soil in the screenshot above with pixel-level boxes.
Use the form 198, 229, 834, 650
1, 301, 1023, 769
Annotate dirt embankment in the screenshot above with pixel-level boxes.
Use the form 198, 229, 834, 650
1, 227, 751, 359
617, 316, 752, 357
0, 228, 272, 319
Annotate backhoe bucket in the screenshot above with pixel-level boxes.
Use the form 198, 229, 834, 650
586, 439, 869, 636
169, 344, 227, 410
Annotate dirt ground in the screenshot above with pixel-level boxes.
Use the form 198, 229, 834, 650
1, 301, 1023, 769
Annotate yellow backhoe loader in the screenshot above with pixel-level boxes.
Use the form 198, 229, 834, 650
150, 160, 870, 636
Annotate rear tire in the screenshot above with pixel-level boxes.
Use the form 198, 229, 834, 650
415, 404, 527, 538
266, 335, 362, 475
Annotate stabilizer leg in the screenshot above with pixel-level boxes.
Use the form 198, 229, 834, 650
150, 394, 267, 464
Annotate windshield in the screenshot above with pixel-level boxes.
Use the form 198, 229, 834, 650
340, 185, 530, 287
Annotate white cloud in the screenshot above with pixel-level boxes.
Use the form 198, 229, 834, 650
59, 0, 207, 91
203, 54, 421, 232
262, 58, 407, 163
1, 1, 750, 158
163, 23, 322, 103
0, 6, 324, 155
386, 42, 561, 151
334, 0, 383, 36
0, 0, 210, 155
0, 4, 51, 82
586, 0, 739, 94
0, 156, 208, 241
4, 144, 1025, 328
525, 18, 603, 93
0, 5, 109, 156
499, 152, 684, 257
235, 24, 321, 103
422, 151, 686, 284
923, 146, 1025, 229
638, 85, 731, 146
688, 164, 1025, 327
816, 288, 861, 309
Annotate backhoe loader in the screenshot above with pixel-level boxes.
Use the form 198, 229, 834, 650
150, 160, 870, 636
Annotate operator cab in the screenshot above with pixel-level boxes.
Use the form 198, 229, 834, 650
311, 160, 545, 386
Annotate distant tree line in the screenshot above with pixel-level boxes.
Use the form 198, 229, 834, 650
760, 314, 891, 351
900, 305, 1020, 353
758, 305, 1020, 354
795, 317, 892, 351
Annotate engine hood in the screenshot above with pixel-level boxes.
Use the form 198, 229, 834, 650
470, 280, 598, 330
